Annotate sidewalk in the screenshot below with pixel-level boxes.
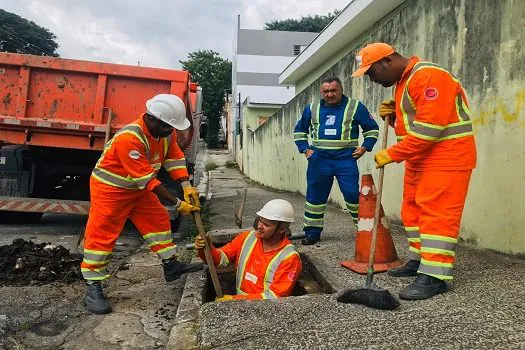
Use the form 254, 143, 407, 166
195, 149, 525, 350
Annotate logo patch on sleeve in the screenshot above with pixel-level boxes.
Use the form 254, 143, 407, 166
424, 87, 439, 100
288, 271, 297, 281
128, 150, 141, 159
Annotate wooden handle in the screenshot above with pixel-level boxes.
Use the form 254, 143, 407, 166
366, 116, 389, 283
235, 188, 247, 228
191, 198, 223, 298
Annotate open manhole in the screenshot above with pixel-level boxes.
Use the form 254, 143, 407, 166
204, 254, 333, 302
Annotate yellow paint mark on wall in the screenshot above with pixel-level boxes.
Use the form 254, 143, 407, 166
472, 88, 525, 127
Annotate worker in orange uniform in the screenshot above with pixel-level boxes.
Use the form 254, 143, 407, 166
81, 94, 204, 314
194, 199, 302, 300
352, 43, 476, 300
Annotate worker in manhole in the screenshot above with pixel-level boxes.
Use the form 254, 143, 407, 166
293, 76, 379, 246
194, 199, 302, 300
81, 94, 204, 314
351, 43, 476, 300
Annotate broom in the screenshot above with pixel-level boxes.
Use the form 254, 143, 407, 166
337, 115, 400, 310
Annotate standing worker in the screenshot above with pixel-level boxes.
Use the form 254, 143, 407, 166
351, 43, 476, 300
194, 199, 302, 300
81, 94, 204, 314
294, 76, 379, 245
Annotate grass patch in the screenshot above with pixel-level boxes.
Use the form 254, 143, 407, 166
179, 204, 212, 241
225, 160, 237, 169
205, 161, 219, 171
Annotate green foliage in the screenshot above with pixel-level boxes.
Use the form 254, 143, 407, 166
205, 161, 219, 171
264, 10, 340, 33
180, 50, 231, 149
0, 9, 59, 56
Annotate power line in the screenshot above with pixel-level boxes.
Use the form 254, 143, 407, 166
0, 27, 50, 55
0, 33, 35, 54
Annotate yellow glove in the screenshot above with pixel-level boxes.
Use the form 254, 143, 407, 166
182, 181, 200, 207
177, 200, 200, 215
215, 294, 234, 302
379, 99, 396, 121
194, 235, 206, 250
374, 149, 393, 168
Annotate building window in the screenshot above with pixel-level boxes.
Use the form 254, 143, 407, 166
293, 45, 307, 56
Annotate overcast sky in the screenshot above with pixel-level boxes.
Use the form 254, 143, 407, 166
0, 0, 350, 69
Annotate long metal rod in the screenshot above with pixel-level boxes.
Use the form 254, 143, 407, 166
365, 116, 389, 287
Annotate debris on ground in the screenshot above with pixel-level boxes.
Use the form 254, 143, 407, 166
0, 239, 82, 286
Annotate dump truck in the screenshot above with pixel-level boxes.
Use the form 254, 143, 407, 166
0, 52, 203, 228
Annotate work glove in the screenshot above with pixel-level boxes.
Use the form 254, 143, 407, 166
176, 199, 200, 216
194, 235, 207, 250
182, 181, 200, 207
374, 149, 394, 169
379, 99, 396, 122
215, 294, 234, 302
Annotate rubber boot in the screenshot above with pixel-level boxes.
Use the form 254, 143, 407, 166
387, 259, 420, 277
163, 258, 204, 282
398, 274, 448, 300
84, 281, 112, 314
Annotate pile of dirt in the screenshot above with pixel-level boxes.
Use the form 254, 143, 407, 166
0, 239, 82, 286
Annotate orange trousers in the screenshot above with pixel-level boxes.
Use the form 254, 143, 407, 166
401, 169, 472, 280
81, 178, 176, 281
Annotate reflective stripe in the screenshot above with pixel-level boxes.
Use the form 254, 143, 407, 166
81, 267, 110, 281
83, 249, 111, 264
143, 230, 172, 246
164, 158, 186, 172
262, 245, 299, 299
310, 99, 360, 150
236, 231, 258, 294
294, 132, 308, 141
345, 202, 358, 214
305, 202, 326, 214
341, 99, 358, 140
92, 167, 154, 190
156, 245, 177, 259
420, 234, 457, 256
419, 258, 454, 280
363, 129, 379, 139
218, 250, 230, 267
304, 216, 324, 227
400, 62, 473, 142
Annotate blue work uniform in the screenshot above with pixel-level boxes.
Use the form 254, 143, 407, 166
294, 95, 379, 240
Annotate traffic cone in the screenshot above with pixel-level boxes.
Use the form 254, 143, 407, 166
340, 174, 403, 274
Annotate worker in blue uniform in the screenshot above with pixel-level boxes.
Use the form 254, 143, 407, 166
294, 76, 379, 245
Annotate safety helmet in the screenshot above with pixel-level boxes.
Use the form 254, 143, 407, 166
256, 199, 295, 223
145, 94, 190, 130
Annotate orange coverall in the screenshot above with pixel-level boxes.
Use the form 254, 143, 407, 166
81, 115, 189, 281
199, 231, 302, 300
387, 56, 476, 280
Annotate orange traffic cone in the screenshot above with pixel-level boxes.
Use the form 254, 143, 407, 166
341, 174, 403, 274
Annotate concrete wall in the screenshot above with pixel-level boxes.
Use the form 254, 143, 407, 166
241, 0, 525, 255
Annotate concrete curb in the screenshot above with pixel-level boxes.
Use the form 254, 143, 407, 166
166, 257, 207, 349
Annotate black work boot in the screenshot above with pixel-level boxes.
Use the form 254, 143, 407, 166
301, 236, 320, 246
163, 258, 204, 282
398, 274, 449, 300
84, 281, 112, 314
387, 259, 420, 277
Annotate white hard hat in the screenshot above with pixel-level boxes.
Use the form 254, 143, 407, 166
256, 199, 295, 223
146, 94, 190, 130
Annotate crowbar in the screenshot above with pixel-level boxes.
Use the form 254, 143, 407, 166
234, 188, 247, 228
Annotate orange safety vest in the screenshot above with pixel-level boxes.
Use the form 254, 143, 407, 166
204, 230, 302, 300
91, 115, 188, 192
389, 57, 477, 171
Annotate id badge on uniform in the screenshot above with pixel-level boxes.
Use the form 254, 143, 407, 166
324, 129, 337, 136
244, 272, 258, 284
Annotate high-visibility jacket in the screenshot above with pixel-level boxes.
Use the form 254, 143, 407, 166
200, 230, 302, 300
388, 56, 477, 171
294, 95, 379, 157
91, 115, 188, 192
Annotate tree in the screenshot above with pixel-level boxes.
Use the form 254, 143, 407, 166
180, 50, 231, 149
264, 10, 340, 33
0, 9, 59, 56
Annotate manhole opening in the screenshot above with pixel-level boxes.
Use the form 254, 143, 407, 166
204, 254, 333, 302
